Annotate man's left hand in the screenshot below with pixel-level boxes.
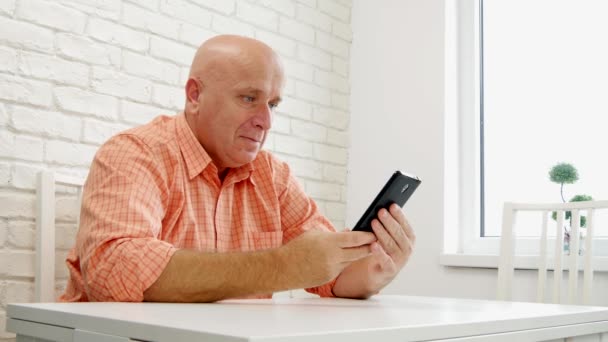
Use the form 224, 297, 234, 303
365, 203, 415, 288
332, 203, 415, 298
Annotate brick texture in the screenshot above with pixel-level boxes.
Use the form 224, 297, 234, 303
0, 1, 353, 336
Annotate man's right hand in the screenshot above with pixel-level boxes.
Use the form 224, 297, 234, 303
277, 230, 376, 289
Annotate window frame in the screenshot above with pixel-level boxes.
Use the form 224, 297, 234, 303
441, 0, 608, 270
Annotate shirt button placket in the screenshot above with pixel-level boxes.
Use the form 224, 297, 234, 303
212, 181, 222, 251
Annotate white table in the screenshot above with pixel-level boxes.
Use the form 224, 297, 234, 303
6, 295, 608, 341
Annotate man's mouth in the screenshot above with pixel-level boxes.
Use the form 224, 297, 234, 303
241, 136, 261, 143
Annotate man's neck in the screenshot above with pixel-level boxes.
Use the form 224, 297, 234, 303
218, 168, 229, 182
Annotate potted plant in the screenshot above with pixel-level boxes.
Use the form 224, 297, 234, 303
549, 162, 593, 255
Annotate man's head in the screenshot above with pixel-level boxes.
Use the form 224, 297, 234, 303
184, 35, 284, 173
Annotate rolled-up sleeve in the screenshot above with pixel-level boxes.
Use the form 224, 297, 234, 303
78, 134, 177, 302
275, 159, 338, 297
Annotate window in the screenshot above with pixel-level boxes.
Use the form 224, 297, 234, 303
443, 0, 608, 264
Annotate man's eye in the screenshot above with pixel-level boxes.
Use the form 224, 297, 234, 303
269, 102, 279, 110
243, 96, 255, 103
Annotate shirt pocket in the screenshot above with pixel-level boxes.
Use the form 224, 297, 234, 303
247, 231, 283, 251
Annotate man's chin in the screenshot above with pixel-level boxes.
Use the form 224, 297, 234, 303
233, 150, 260, 166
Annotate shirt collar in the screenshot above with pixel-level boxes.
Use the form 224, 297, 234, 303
175, 113, 257, 184
176, 113, 213, 180
227, 162, 256, 187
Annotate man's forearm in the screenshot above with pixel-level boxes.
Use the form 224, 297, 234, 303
143, 248, 292, 302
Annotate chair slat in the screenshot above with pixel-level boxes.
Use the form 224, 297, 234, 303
35, 171, 56, 302
536, 211, 549, 303
568, 210, 581, 304
553, 210, 564, 304
583, 209, 595, 305
497, 203, 516, 301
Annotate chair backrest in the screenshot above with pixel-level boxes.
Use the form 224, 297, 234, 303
497, 200, 608, 305
35, 171, 85, 302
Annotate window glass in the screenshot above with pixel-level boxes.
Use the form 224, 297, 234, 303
482, 0, 608, 237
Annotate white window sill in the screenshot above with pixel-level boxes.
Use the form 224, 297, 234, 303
439, 253, 608, 272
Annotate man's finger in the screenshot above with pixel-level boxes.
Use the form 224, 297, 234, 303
334, 231, 376, 247
371, 218, 399, 256
340, 244, 372, 262
390, 204, 415, 244
377, 208, 409, 252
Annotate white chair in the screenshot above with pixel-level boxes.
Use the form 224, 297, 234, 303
35, 171, 85, 302
497, 200, 608, 305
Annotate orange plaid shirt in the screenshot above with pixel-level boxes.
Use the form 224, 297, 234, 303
60, 113, 337, 302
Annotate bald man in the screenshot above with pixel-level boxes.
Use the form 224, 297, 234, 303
60, 35, 415, 303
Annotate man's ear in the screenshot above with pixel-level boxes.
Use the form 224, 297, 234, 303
186, 78, 202, 102
184, 78, 202, 114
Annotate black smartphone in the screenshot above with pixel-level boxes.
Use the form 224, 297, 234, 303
351, 170, 421, 232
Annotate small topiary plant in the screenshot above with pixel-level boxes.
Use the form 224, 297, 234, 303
549, 163, 592, 228
549, 163, 593, 255
549, 163, 579, 202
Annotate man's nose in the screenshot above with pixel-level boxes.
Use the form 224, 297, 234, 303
252, 104, 272, 130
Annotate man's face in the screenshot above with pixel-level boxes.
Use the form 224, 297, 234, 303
190, 54, 283, 171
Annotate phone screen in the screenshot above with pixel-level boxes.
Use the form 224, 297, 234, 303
351, 170, 421, 232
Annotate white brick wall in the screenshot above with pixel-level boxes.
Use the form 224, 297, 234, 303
0, 0, 352, 338
15, 0, 87, 33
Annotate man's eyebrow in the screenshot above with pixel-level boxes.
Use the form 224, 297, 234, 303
235, 86, 281, 103
237, 87, 260, 94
